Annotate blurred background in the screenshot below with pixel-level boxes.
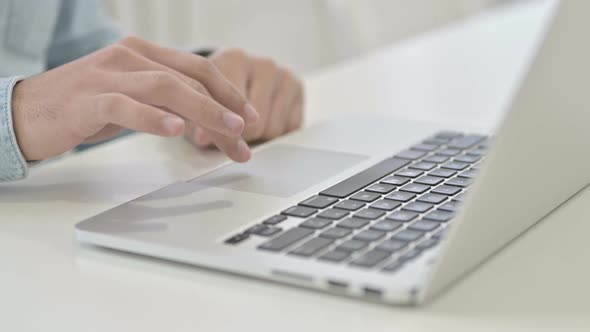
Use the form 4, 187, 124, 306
105, 0, 507, 73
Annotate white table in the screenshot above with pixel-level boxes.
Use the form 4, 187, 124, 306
3, 1, 589, 331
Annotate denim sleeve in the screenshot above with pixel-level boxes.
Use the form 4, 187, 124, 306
0, 76, 28, 182
46, 0, 122, 70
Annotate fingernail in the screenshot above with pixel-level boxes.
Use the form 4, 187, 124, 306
162, 116, 184, 135
237, 139, 251, 162
222, 112, 245, 134
243, 103, 259, 123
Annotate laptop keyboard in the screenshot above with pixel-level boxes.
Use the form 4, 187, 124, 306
224, 131, 490, 273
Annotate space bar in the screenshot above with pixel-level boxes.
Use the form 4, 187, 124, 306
320, 158, 410, 198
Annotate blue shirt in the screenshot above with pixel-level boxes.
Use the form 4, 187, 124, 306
0, 0, 121, 181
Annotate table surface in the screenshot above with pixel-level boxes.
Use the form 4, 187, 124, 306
3, 1, 590, 331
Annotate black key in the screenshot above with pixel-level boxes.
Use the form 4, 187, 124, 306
396, 168, 424, 178
262, 214, 287, 225
400, 183, 430, 194
381, 176, 410, 186
429, 168, 457, 178
408, 220, 440, 232
337, 217, 370, 229
387, 210, 419, 222
398, 249, 421, 262
370, 199, 402, 211
395, 149, 426, 160
353, 230, 385, 242
423, 155, 449, 163
411, 143, 438, 152
424, 137, 450, 145
410, 162, 437, 171
246, 224, 282, 237
320, 158, 410, 198
414, 175, 444, 186
319, 250, 350, 262
225, 233, 249, 244
467, 148, 487, 157
376, 239, 407, 252
453, 154, 480, 164
300, 217, 332, 229
354, 208, 385, 220
385, 191, 416, 202
350, 191, 381, 202
317, 208, 349, 220
445, 177, 472, 188
282, 206, 317, 218
299, 195, 338, 209
289, 237, 334, 257
424, 210, 454, 222
435, 131, 463, 139
458, 169, 478, 179
402, 202, 434, 213
415, 238, 439, 251
350, 250, 391, 268
417, 193, 447, 204
336, 239, 369, 252
320, 227, 352, 239
439, 201, 460, 212
448, 134, 486, 150
437, 148, 461, 157
365, 183, 396, 194
258, 227, 314, 251
442, 161, 470, 171
381, 261, 404, 272
391, 229, 424, 242
334, 200, 365, 211
431, 185, 462, 196
371, 220, 403, 232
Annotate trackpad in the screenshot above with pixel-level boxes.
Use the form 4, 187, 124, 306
192, 144, 368, 197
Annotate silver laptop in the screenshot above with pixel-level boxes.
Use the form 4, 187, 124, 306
75, 0, 589, 305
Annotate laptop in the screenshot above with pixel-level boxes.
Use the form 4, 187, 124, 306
75, 0, 590, 305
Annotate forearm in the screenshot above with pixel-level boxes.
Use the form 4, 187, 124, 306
0, 77, 28, 182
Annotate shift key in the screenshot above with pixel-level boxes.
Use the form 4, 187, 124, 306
258, 227, 314, 252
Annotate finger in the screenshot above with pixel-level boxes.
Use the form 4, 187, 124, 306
185, 123, 212, 147
263, 69, 300, 140
210, 48, 249, 94
206, 131, 251, 162
118, 37, 259, 124
243, 57, 280, 141
287, 84, 305, 132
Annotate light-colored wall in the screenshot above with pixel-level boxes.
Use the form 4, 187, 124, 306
106, 0, 500, 73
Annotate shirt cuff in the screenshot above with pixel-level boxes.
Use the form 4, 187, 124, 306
0, 76, 28, 181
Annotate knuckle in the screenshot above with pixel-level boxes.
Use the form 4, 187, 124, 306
117, 35, 144, 47
96, 44, 133, 63
96, 93, 124, 117
256, 57, 278, 71
196, 57, 218, 77
221, 47, 247, 60
147, 71, 178, 90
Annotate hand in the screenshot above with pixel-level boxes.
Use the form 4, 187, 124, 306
11, 37, 258, 162
186, 48, 304, 148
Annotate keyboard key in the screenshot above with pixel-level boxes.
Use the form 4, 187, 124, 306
442, 161, 470, 171
387, 210, 419, 222
395, 149, 427, 160
437, 148, 461, 157
402, 202, 434, 213
453, 193, 467, 201
289, 237, 334, 257
225, 233, 249, 244
408, 220, 440, 232
381, 261, 404, 272
423, 154, 449, 163
458, 169, 478, 179
429, 168, 457, 178
381, 176, 410, 186
445, 177, 472, 188
371, 220, 403, 232
431, 185, 462, 196
439, 201, 460, 212
400, 183, 430, 194
262, 214, 287, 225
467, 148, 487, 157
334, 200, 365, 211
415, 238, 439, 251
258, 227, 314, 251
417, 193, 447, 204
337, 217, 370, 229
317, 208, 349, 220
354, 208, 385, 220
320, 227, 352, 239
424, 210, 454, 222
411, 143, 438, 152
365, 183, 396, 194
410, 162, 437, 171
300, 218, 333, 229
385, 191, 416, 202
353, 230, 386, 242
319, 250, 350, 262
246, 224, 282, 237
398, 249, 421, 262
414, 175, 444, 186
350, 250, 391, 268
396, 168, 424, 178
453, 154, 481, 164
299, 195, 339, 209
447, 134, 486, 150
336, 239, 369, 252
432, 228, 449, 239
350, 191, 381, 202
282, 206, 317, 218
376, 239, 407, 252
370, 199, 402, 211
435, 131, 463, 139
391, 229, 424, 242
424, 137, 450, 145
320, 158, 409, 198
